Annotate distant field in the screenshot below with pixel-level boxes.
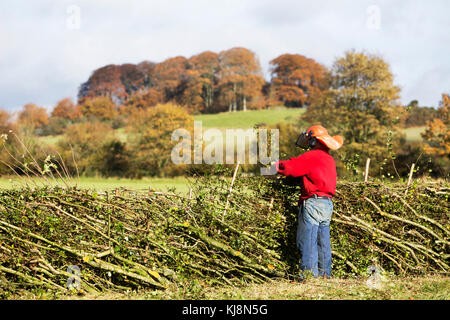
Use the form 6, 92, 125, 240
404, 126, 426, 142
37, 109, 425, 148
195, 106, 305, 128
38, 107, 305, 147
0, 176, 191, 194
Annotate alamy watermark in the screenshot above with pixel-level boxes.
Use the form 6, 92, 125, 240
171, 121, 279, 175
66, 265, 81, 290
366, 5, 381, 30
66, 5, 81, 30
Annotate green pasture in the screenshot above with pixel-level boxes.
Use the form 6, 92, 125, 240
404, 126, 426, 142
37, 109, 425, 149
37, 107, 306, 147
0, 176, 191, 194
195, 106, 305, 128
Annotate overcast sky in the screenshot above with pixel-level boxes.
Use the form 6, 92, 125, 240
0, 0, 449, 112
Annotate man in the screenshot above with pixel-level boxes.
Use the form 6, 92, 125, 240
276, 125, 343, 279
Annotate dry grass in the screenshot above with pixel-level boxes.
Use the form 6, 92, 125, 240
204, 276, 449, 300
5, 275, 448, 300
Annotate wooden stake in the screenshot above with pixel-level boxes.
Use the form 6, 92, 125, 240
222, 161, 240, 222
189, 188, 192, 199
405, 163, 415, 195
364, 158, 371, 183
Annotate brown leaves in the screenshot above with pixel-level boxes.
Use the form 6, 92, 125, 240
51, 98, 81, 120
422, 93, 450, 158
17, 103, 49, 129
270, 53, 330, 108
79, 96, 118, 120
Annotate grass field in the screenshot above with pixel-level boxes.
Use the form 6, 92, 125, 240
195, 106, 305, 128
38, 107, 306, 147
37, 108, 425, 149
0, 176, 191, 193
404, 126, 426, 142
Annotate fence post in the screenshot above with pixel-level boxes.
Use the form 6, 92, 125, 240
364, 158, 371, 183
405, 163, 415, 195
222, 161, 240, 222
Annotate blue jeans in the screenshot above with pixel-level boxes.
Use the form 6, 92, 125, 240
296, 196, 333, 278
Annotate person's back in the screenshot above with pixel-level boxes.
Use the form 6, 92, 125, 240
278, 147, 336, 201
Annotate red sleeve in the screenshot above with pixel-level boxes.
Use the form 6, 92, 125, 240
277, 153, 310, 177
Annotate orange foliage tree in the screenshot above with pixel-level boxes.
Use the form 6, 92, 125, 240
78, 63, 152, 106
79, 96, 118, 120
122, 88, 163, 112
127, 103, 193, 177
217, 47, 265, 112
57, 121, 115, 175
78, 65, 125, 105
181, 51, 220, 113
51, 97, 81, 120
151, 56, 189, 103
0, 109, 13, 132
422, 93, 450, 158
17, 103, 49, 130
270, 53, 330, 107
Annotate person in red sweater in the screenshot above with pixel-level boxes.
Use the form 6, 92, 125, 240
276, 125, 343, 279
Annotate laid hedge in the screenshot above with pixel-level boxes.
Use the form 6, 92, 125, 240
0, 167, 448, 296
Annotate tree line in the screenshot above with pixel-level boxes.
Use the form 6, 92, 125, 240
0, 48, 448, 179
76, 47, 329, 114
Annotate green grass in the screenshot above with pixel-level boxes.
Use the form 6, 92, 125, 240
404, 126, 426, 142
38, 135, 62, 146
0, 176, 191, 194
195, 106, 305, 129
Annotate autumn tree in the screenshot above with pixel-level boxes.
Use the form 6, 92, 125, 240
0, 108, 52, 174
79, 96, 118, 120
217, 47, 265, 112
78, 65, 124, 105
270, 54, 330, 108
78, 63, 152, 106
302, 51, 403, 174
123, 88, 163, 111
127, 103, 193, 177
181, 51, 220, 113
422, 93, 450, 158
57, 121, 116, 176
17, 103, 49, 133
51, 97, 81, 120
151, 56, 189, 103
0, 109, 14, 133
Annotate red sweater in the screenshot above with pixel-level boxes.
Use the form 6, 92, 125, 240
277, 149, 336, 201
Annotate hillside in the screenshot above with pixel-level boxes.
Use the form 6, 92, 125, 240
37, 107, 424, 148
37, 107, 306, 146
195, 106, 305, 128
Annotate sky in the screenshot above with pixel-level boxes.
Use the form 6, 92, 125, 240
0, 0, 449, 113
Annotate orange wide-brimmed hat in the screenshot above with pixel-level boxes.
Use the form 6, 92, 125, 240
307, 125, 344, 150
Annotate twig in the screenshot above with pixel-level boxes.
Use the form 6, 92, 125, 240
222, 161, 240, 222
405, 163, 415, 195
